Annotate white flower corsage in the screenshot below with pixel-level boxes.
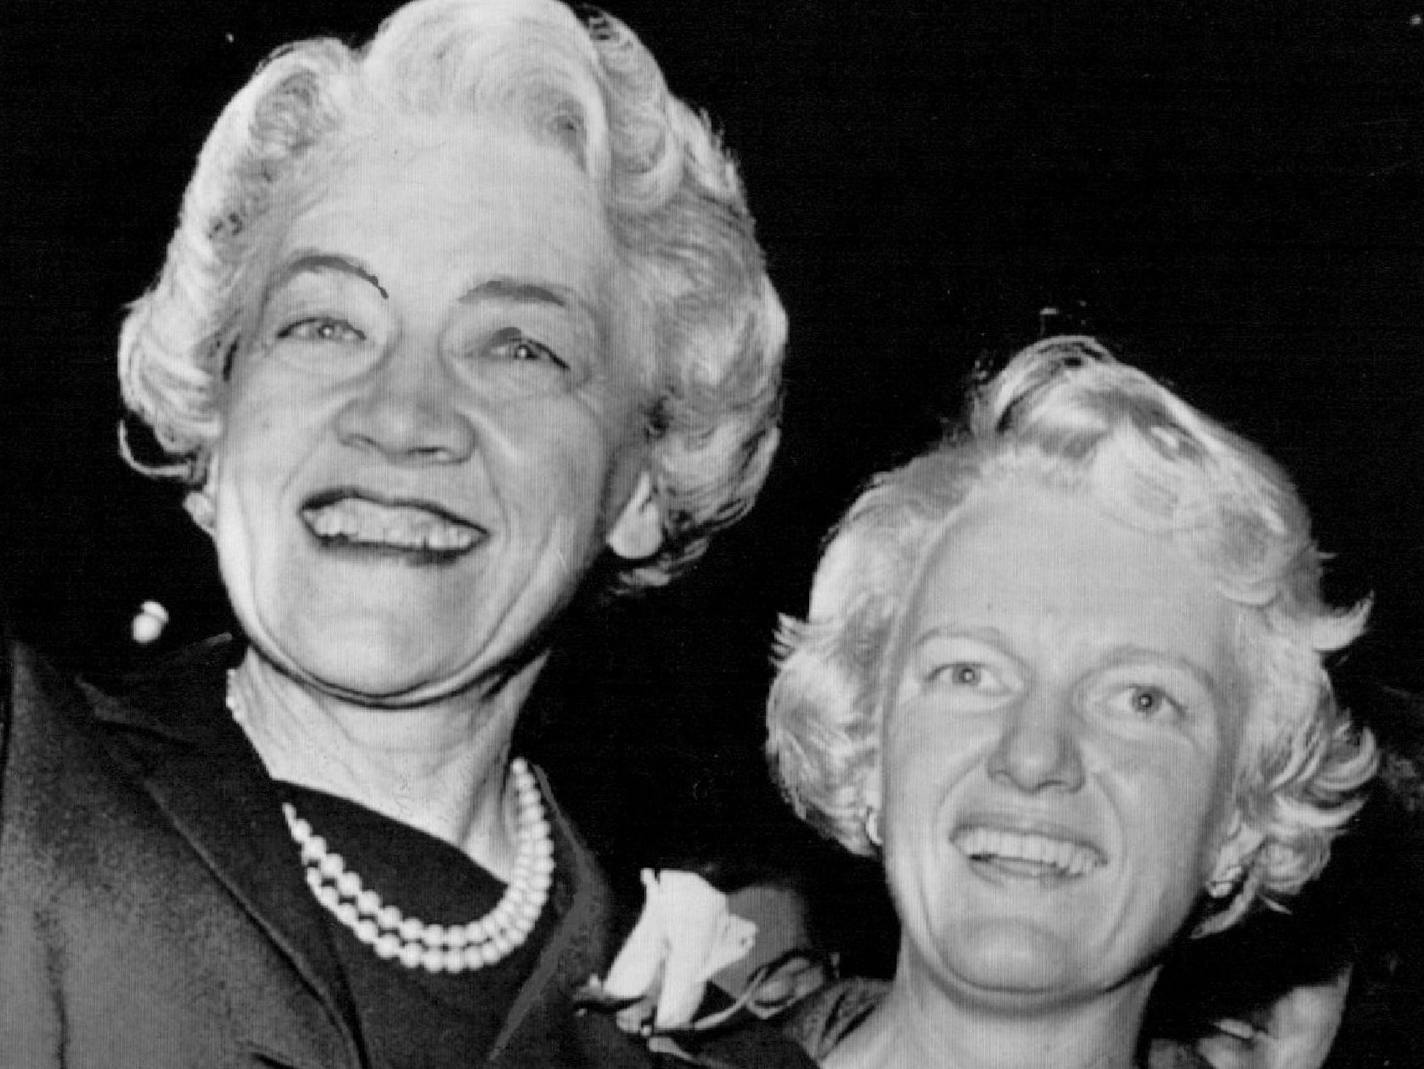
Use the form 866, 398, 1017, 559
581, 869, 757, 1037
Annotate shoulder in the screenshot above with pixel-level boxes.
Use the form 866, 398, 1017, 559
1, 638, 104, 774
776, 976, 889, 1063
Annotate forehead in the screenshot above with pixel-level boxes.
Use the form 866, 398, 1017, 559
905, 482, 1236, 671
266, 117, 612, 290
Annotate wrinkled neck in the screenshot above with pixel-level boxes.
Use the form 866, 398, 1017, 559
228, 648, 545, 879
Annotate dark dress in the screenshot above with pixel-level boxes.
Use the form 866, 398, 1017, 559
0, 634, 814, 1068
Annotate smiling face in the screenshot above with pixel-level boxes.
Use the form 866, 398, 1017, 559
210, 117, 661, 705
878, 481, 1248, 1012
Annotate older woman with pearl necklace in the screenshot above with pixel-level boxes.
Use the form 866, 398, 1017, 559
0, 1, 810, 1066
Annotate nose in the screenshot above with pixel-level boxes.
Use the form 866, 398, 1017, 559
335, 341, 477, 464
987, 691, 1086, 794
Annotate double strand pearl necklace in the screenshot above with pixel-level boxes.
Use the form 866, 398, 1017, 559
226, 673, 556, 974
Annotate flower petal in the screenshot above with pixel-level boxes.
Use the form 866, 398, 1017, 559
601, 869, 669, 999
651, 872, 758, 1029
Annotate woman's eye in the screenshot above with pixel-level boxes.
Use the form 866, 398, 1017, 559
948, 664, 984, 687
1115, 685, 1182, 720
278, 317, 365, 343
491, 333, 567, 369
930, 662, 998, 690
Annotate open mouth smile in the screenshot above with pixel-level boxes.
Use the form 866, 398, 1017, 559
953, 825, 1105, 881
300, 490, 485, 561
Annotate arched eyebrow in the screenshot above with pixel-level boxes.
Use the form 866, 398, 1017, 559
265, 253, 389, 301
1098, 646, 1222, 694
915, 625, 1011, 645
460, 277, 594, 319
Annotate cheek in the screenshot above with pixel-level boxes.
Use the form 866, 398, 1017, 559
1121, 758, 1227, 868
497, 409, 631, 520
219, 389, 290, 478
884, 729, 973, 824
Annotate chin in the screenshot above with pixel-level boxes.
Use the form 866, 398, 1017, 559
931, 920, 1081, 999
264, 618, 473, 704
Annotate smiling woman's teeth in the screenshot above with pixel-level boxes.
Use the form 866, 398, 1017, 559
954, 826, 1104, 877
303, 499, 478, 552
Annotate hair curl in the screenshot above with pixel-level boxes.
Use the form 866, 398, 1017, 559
118, 0, 786, 589
767, 336, 1376, 925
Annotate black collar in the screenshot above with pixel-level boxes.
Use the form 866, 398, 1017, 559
83, 635, 370, 1064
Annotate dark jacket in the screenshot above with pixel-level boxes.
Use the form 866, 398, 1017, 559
0, 637, 812, 1069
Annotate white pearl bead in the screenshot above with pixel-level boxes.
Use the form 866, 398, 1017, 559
375, 934, 401, 959
356, 890, 381, 915
443, 948, 465, 972
377, 905, 402, 929
421, 924, 446, 949
355, 919, 379, 943
319, 853, 345, 879
335, 902, 359, 926
335, 871, 361, 898
131, 603, 167, 645
421, 947, 445, 972
398, 917, 423, 942
398, 943, 424, 969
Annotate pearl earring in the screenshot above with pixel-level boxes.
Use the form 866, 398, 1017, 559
865, 806, 882, 847
1207, 865, 1244, 899
185, 488, 216, 533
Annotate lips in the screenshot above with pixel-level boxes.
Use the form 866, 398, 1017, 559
300, 489, 485, 559
953, 824, 1105, 880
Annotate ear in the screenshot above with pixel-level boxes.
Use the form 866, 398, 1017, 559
1192, 810, 1265, 937
183, 451, 221, 539
862, 776, 883, 816
1209, 809, 1264, 888
860, 769, 885, 848
606, 470, 664, 561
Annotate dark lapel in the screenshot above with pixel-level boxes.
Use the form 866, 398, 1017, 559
83, 637, 367, 1065
487, 768, 622, 1066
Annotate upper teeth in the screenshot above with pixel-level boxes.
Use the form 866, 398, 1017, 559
954, 826, 1103, 876
303, 499, 478, 552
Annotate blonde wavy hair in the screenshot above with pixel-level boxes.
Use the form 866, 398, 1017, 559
768, 336, 1376, 925
118, 0, 787, 590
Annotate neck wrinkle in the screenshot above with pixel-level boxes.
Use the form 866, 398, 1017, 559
229, 649, 544, 880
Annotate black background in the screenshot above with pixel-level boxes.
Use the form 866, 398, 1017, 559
3, 0, 1424, 971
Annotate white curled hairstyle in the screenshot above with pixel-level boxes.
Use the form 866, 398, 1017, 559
118, 0, 787, 590
768, 336, 1377, 928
